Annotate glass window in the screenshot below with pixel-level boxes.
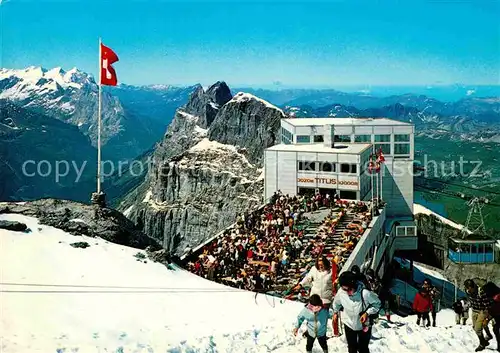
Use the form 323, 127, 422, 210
339, 190, 357, 200
298, 161, 317, 171
314, 135, 324, 143
334, 135, 351, 143
374, 134, 390, 142
375, 143, 391, 154
394, 144, 410, 155
340, 164, 357, 174
355, 135, 371, 143
395, 134, 410, 142
396, 227, 405, 236
321, 162, 335, 172
297, 135, 311, 143
407, 227, 416, 236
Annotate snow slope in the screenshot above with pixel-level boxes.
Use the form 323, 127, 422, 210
1, 214, 495, 353
414, 203, 467, 231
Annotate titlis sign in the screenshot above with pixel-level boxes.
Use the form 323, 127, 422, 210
297, 177, 358, 186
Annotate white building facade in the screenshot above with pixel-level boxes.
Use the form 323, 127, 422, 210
265, 143, 373, 201
268, 117, 415, 219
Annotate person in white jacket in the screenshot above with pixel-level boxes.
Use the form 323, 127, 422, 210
332, 271, 381, 353
294, 255, 333, 308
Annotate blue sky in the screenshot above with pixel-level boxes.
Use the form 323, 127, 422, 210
2, 0, 499, 87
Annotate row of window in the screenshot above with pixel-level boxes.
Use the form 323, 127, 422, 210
295, 134, 411, 144
283, 131, 411, 156
298, 161, 358, 174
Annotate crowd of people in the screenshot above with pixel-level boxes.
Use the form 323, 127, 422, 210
180, 190, 500, 353
183, 190, 374, 297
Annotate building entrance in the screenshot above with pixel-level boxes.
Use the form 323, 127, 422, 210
298, 187, 338, 198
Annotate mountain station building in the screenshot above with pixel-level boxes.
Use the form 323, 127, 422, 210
264, 117, 415, 219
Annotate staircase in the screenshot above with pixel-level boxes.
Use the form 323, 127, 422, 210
267, 206, 365, 301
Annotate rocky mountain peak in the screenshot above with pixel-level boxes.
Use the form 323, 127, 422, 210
119, 82, 286, 255
205, 81, 232, 107
208, 91, 285, 164
182, 82, 230, 129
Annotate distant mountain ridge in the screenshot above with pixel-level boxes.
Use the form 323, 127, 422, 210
0, 67, 193, 161
282, 98, 500, 143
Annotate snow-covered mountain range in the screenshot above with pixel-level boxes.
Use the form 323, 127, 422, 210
0, 67, 194, 161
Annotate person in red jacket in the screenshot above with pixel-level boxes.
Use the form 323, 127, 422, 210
413, 288, 433, 327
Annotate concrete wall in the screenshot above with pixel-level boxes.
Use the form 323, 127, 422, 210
383, 160, 414, 218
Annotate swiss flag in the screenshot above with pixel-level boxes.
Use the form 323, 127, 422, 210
100, 43, 119, 86
377, 147, 386, 163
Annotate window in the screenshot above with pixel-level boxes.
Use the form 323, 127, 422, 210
374, 134, 391, 142
375, 143, 391, 154
394, 144, 410, 155
298, 161, 317, 171
281, 127, 293, 144
334, 135, 351, 143
321, 162, 335, 172
396, 226, 417, 236
340, 164, 357, 174
355, 135, 371, 143
395, 134, 410, 142
339, 190, 357, 200
297, 135, 311, 143
314, 135, 324, 143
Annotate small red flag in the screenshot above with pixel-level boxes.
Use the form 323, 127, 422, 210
100, 43, 119, 86
377, 147, 385, 163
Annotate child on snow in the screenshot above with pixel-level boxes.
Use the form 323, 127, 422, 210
452, 299, 470, 325
293, 294, 331, 353
413, 288, 433, 327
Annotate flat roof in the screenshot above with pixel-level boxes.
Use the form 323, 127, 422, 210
283, 117, 413, 127
266, 143, 371, 154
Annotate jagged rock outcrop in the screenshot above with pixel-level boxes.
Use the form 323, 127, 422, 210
122, 138, 263, 255
119, 83, 284, 255
208, 92, 285, 164
0, 199, 160, 249
0, 220, 28, 232
184, 82, 232, 128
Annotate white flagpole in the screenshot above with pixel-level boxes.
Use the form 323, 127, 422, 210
380, 155, 383, 202
371, 145, 374, 215
97, 37, 102, 194
376, 159, 379, 205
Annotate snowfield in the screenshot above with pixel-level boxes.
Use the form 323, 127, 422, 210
0, 214, 494, 353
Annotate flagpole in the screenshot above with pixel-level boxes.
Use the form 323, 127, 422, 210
380, 158, 383, 202
371, 146, 374, 216
97, 37, 102, 195
376, 159, 379, 205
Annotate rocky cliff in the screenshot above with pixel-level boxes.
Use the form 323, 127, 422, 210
119, 83, 285, 254
209, 92, 285, 164
0, 199, 159, 249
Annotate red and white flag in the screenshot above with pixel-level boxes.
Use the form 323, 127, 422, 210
377, 147, 385, 163
100, 43, 119, 86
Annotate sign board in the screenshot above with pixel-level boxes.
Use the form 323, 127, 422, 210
297, 177, 359, 186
